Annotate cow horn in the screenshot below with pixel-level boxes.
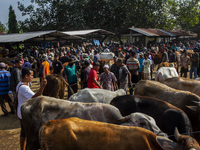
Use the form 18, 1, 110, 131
189, 148, 196, 150
174, 127, 180, 141
193, 101, 200, 107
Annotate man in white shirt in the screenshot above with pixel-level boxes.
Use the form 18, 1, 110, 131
143, 53, 152, 80
16, 67, 47, 150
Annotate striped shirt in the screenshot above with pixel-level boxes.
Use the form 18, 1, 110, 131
0, 70, 11, 95
127, 57, 140, 70
126, 57, 140, 75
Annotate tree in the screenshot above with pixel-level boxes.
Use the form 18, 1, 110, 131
0, 22, 6, 32
8, 5, 19, 33
18, 0, 200, 34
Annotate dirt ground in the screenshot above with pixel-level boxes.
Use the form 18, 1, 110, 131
0, 78, 41, 150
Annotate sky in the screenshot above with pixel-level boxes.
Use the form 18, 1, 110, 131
0, 0, 31, 27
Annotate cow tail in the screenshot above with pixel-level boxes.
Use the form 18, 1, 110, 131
58, 75, 75, 95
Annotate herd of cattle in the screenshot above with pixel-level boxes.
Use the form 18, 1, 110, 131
21, 75, 200, 150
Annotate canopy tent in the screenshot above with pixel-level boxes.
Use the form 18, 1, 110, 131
121, 27, 197, 46
0, 30, 83, 44
63, 29, 115, 37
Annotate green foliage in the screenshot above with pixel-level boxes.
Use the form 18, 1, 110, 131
18, 0, 200, 34
0, 22, 6, 32
8, 5, 19, 34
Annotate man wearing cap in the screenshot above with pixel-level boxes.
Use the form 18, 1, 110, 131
64, 57, 78, 98
87, 62, 102, 89
0, 62, 15, 116
52, 54, 63, 75
80, 60, 91, 89
100, 65, 117, 91
126, 51, 140, 94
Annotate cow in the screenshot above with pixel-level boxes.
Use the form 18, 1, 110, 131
69, 88, 126, 104
39, 117, 200, 150
157, 62, 177, 70
134, 80, 200, 142
43, 74, 65, 99
162, 77, 200, 97
43, 74, 73, 99
21, 96, 164, 150
110, 95, 192, 139
155, 67, 179, 82
152, 53, 162, 65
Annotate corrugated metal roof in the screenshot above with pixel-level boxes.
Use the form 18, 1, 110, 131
129, 27, 155, 36
0, 30, 83, 43
0, 30, 56, 43
158, 29, 176, 37
63, 29, 115, 36
129, 27, 172, 37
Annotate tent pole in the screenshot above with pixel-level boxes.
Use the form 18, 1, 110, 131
43, 35, 46, 53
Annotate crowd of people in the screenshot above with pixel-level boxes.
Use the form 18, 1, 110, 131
1, 40, 200, 150
1, 40, 200, 117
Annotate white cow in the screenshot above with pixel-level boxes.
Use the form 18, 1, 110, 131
100, 52, 115, 60
155, 67, 179, 82
69, 88, 126, 104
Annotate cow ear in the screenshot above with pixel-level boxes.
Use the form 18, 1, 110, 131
186, 106, 198, 112
156, 136, 176, 150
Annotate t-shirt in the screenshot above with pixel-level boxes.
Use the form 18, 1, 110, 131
143, 59, 152, 73
53, 61, 63, 74
64, 65, 77, 84
126, 57, 140, 75
16, 82, 35, 119
0, 70, 11, 95
87, 68, 99, 88
100, 72, 117, 91
138, 57, 144, 72
41, 61, 50, 77
119, 65, 129, 83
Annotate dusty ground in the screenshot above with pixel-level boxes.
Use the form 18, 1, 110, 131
0, 78, 41, 150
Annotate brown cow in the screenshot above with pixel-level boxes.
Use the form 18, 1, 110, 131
162, 77, 200, 97
152, 53, 162, 65
157, 62, 177, 70
39, 118, 200, 150
134, 80, 200, 142
43, 74, 65, 99
43, 74, 74, 99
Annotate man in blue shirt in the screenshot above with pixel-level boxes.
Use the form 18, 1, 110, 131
64, 57, 77, 99
0, 62, 15, 116
138, 52, 144, 80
